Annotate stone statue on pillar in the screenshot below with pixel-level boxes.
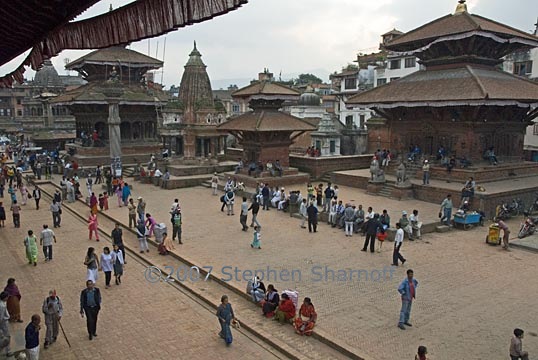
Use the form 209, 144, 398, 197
369, 157, 386, 183
396, 162, 411, 186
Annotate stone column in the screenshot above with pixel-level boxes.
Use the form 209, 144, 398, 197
107, 99, 122, 161
100, 81, 124, 177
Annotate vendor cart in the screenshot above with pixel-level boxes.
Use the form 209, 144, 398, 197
485, 223, 502, 245
453, 212, 482, 230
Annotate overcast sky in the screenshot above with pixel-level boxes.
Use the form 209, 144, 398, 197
1, 0, 536, 89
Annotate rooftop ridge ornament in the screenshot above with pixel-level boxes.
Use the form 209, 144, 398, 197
455, 0, 467, 14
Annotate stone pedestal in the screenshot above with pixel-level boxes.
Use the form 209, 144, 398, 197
366, 181, 385, 195
391, 184, 414, 200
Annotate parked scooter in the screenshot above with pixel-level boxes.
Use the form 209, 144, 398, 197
518, 213, 538, 238
497, 198, 524, 220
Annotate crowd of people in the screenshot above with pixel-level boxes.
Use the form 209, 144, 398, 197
0, 153, 187, 358
0, 144, 530, 358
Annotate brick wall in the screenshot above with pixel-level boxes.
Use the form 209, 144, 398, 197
331, 171, 370, 189
290, 154, 372, 179
73, 144, 161, 156
429, 163, 538, 182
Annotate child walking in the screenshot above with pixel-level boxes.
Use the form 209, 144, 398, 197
251, 226, 261, 249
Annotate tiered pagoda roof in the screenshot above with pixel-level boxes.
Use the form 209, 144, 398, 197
232, 81, 300, 101
347, 0, 538, 114
0, 0, 248, 86
219, 76, 315, 133
50, 81, 168, 106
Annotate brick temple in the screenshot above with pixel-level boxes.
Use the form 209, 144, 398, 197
217, 71, 315, 186
52, 46, 168, 165
347, 0, 538, 163
218, 73, 316, 167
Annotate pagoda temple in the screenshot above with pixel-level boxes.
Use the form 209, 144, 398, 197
52, 46, 168, 164
347, 0, 538, 163
161, 42, 226, 158
218, 71, 316, 167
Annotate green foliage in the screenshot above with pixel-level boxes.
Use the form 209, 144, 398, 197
294, 73, 323, 86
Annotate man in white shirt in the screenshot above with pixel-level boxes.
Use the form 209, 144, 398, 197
154, 168, 163, 178
277, 192, 288, 210
328, 200, 338, 226
409, 210, 422, 239
392, 223, 407, 266
40, 224, 57, 261
299, 199, 308, 228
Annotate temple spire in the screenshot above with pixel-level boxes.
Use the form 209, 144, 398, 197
455, 0, 467, 14
534, 17, 538, 35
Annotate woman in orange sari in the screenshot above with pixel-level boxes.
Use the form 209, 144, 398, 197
294, 297, 317, 336
89, 193, 98, 214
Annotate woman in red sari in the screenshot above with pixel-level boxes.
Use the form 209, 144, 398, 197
4, 278, 23, 322
294, 297, 317, 336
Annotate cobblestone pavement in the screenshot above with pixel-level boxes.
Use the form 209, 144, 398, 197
88, 177, 538, 360
0, 191, 290, 360
1, 177, 538, 360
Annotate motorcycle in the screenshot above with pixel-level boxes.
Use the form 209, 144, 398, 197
518, 214, 538, 238
497, 198, 524, 220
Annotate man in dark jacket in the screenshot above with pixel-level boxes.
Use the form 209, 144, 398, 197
362, 213, 382, 253
80, 280, 101, 340
307, 202, 319, 233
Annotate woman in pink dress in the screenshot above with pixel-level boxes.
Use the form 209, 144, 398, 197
88, 212, 99, 241
145, 213, 156, 237
115, 183, 122, 207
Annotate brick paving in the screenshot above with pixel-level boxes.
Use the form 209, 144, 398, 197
82, 176, 538, 360
5, 175, 538, 360
0, 190, 289, 360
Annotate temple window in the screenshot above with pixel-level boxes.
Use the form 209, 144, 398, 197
232, 104, 240, 113
404, 57, 416, 68
344, 78, 357, 90
514, 61, 532, 76
345, 115, 354, 129
389, 59, 401, 69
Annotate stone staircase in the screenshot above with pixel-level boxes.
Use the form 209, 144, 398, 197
378, 183, 392, 197
319, 172, 332, 184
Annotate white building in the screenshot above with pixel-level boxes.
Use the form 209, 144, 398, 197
330, 66, 375, 129
334, 29, 422, 132
502, 23, 538, 161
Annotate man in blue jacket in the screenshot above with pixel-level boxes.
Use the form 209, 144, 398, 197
397, 269, 418, 330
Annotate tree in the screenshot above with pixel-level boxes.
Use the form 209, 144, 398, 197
294, 73, 323, 86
